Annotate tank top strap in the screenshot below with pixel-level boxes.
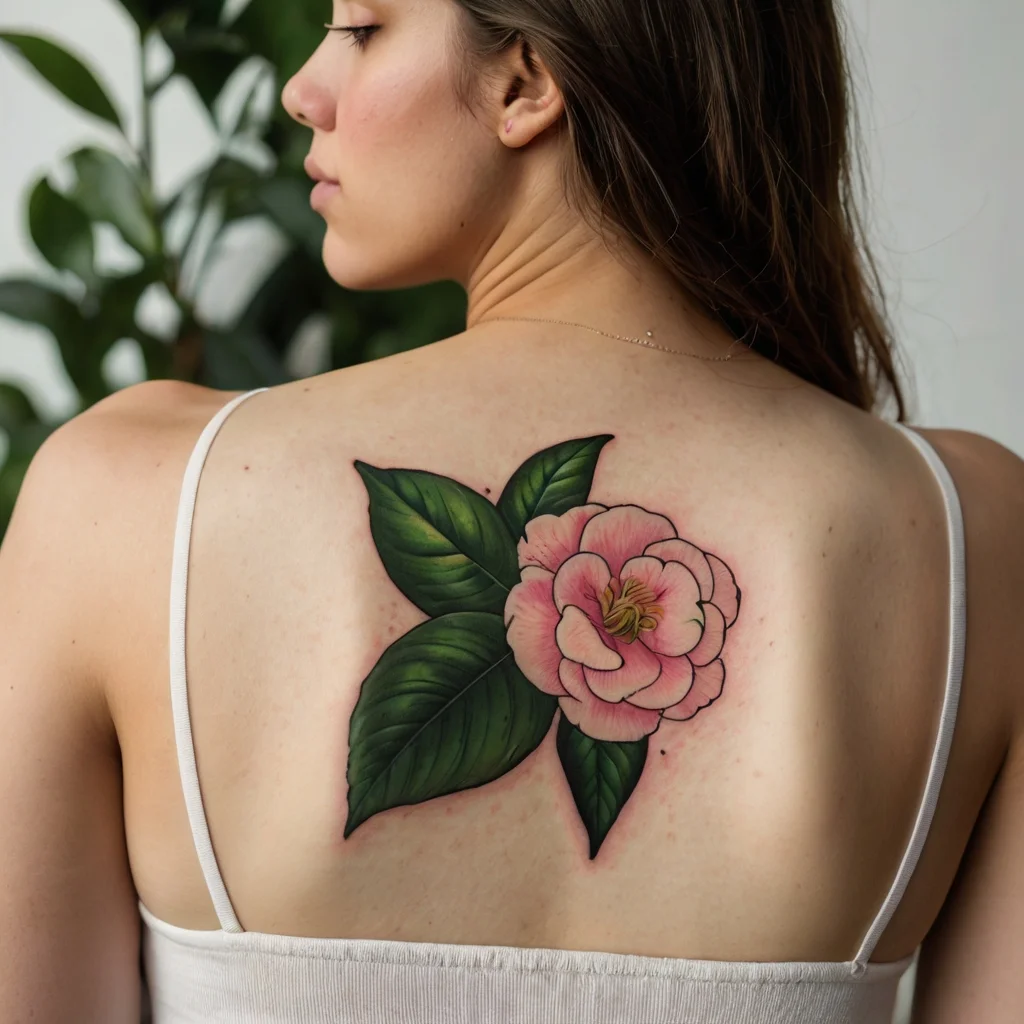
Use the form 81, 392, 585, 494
851, 423, 968, 972
169, 387, 270, 933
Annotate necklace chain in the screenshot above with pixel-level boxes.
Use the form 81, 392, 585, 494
477, 316, 740, 362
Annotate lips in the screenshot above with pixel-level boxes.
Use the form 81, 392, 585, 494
304, 154, 338, 185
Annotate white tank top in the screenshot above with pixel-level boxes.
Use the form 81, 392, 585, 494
139, 387, 967, 1023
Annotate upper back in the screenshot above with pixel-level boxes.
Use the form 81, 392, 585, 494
106, 329, 1018, 978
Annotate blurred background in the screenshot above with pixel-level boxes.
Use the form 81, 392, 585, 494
0, 2, 1020, 1015
0, 0, 1021, 542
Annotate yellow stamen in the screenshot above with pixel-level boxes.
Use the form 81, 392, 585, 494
600, 576, 664, 643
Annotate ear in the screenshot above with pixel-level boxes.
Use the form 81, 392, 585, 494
499, 41, 565, 148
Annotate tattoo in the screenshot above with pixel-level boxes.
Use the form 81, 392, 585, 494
345, 435, 740, 858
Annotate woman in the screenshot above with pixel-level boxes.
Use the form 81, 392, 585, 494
1, 1, 1020, 1021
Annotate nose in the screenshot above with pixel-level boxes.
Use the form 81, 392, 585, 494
281, 64, 337, 131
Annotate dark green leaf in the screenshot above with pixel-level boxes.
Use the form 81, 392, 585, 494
497, 435, 614, 541
345, 612, 557, 837
255, 176, 325, 261
0, 277, 82, 338
236, 247, 326, 356
116, 0, 228, 33
67, 147, 160, 257
28, 177, 96, 287
162, 17, 248, 110
556, 715, 648, 859
233, 0, 324, 81
354, 461, 520, 617
0, 32, 122, 130
0, 278, 110, 404
0, 383, 42, 433
201, 325, 292, 390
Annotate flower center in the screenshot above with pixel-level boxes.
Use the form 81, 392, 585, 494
600, 576, 664, 643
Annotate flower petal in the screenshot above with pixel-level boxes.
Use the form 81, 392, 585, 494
627, 654, 694, 710
619, 555, 704, 657
558, 660, 662, 742
504, 566, 566, 696
517, 503, 608, 573
662, 658, 726, 721
687, 602, 726, 667
578, 504, 677, 578
552, 551, 611, 624
583, 632, 662, 702
643, 538, 714, 602
707, 553, 740, 627
555, 606, 622, 670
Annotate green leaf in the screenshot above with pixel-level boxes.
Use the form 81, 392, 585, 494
0, 32, 122, 130
255, 177, 326, 261
161, 14, 249, 110
0, 383, 42, 433
201, 325, 292, 390
0, 277, 82, 338
354, 461, 520, 617
556, 715, 648, 859
345, 612, 557, 837
28, 177, 97, 287
497, 434, 615, 541
67, 147, 160, 257
0, 278, 111, 405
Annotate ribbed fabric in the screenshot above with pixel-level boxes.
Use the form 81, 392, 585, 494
141, 394, 965, 1024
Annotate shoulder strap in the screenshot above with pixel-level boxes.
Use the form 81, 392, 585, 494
169, 387, 269, 933
852, 423, 968, 971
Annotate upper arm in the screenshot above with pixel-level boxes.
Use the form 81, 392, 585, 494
0, 379, 208, 1024
911, 429, 1024, 1023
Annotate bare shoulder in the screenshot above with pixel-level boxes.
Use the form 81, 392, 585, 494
908, 428, 1024, 1022
0, 380, 245, 1021
2, 380, 247, 692
916, 428, 1024, 715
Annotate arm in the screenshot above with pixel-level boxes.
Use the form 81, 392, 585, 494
0, 380, 206, 1023
911, 430, 1024, 1022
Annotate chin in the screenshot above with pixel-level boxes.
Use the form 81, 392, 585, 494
321, 234, 441, 293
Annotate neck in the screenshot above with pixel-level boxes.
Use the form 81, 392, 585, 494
463, 207, 734, 358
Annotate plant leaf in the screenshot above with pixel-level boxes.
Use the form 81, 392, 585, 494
0, 383, 42, 433
67, 147, 161, 257
201, 325, 292, 390
497, 434, 614, 541
255, 176, 325, 261
0, 277, 82, 338
0, 32, 122, 130
556, 714, 648, 859
345, 611, 557, 837
354, 462, 520, 617
28, 177, 97, 288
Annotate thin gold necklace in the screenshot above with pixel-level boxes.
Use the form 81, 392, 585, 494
478, 315, 742, 362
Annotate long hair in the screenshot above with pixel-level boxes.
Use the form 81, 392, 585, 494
448, 0, 905, 417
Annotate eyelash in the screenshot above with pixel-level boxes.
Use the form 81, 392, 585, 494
324, 24, 379, 49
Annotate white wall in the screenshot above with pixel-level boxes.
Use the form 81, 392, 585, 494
846, 0, 1022, 450
0, 0, 1021, 451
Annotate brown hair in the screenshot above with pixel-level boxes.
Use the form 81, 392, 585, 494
447, 0, 906, 418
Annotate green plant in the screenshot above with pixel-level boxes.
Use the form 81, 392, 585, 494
0, 0, 468, 537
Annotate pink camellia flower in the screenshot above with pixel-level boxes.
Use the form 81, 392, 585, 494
503, 503, 740, 743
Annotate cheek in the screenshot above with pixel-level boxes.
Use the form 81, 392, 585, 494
338, 64, 448, 173
321, 53, 506, 289
335, 62, 492, 212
